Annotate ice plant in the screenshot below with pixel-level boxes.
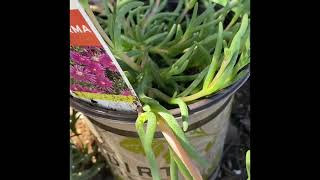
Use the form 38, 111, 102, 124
70, 51, 91, 65
121, 89, 132, 96
70, 45, 131, 95
246, 150, 250, 180
71, 84, 90, 92
70, 65, 96, 83
80, 0, 250, 179
96, 76, 113, 89
87, 62, 105, 76
89, 49, 119, 72
71, 84, 82, 92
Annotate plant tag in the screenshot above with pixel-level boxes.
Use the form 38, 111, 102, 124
70, 0, 140, 112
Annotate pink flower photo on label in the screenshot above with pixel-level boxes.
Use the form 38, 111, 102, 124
121, 90, 132, 96
90, 53, 106, 64
88, 88, 105, 93
96, 76, 113, 89
97, 53, 118, 72
71, 84, 91, 92
71, 84, 82, 91
70, 65, 96, 83
70, 46, 133, 97
70, 51, 91, 65
71, 84, 105, 94
87, 61, 105, 76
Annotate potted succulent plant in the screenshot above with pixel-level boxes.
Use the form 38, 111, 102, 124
70, 0, 250, 179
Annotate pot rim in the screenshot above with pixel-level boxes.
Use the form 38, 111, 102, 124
70, 71, 250, 120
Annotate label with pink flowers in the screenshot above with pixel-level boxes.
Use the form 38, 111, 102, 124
70, 0, 140, 112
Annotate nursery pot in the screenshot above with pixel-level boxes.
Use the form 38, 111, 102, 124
70, 73, 249, 180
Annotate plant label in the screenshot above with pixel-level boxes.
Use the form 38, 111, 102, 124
70, 0, 140, 112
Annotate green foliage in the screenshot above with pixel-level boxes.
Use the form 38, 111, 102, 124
83, 0, 250, 179
246, 150, 250, 180
70, 143, 105, 180
70, 110, 105, 180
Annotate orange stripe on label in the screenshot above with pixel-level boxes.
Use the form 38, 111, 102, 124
70, 10, 101, 46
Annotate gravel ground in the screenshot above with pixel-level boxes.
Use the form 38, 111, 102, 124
217, 79, 250, 180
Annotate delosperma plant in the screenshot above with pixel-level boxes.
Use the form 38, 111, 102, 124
82, 0, 250, 179
246, 150, 250, 180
